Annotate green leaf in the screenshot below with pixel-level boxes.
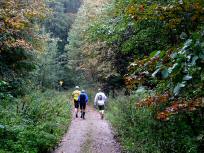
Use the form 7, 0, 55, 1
180, 32, 188, 40
161, 69, 169, 79
0, 80, 7, 86
168, 63, 179, 74
184, 39, 192, 48
159, 51, 165, 58
183, 75, 192, 81
150, 51, 160, 58
197, 134, 204, 141
0, 124, 5, 129
199, 54, 204, 60
152, 68, 160, 78
173, 82, 186, 96
170, 52, 178, 59
191, 55, 198, 65
179, 39, 192, 54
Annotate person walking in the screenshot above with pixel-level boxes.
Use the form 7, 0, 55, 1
94, 88, 107, 119
78, 90, 88, 119
72, 86, 81, 118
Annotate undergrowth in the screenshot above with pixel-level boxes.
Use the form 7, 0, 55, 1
0, 90, 72, 153
107, 89, 202, 153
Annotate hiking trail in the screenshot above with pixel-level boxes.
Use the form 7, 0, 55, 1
52, 106, 121, 153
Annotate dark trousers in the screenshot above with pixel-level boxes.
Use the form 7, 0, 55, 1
80, 102, 86, 110
80, 102, 86, 119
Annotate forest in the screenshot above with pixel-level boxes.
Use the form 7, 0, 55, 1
0, 0, 204, 153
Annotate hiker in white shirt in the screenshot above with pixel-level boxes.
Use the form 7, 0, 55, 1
94, 88, 107, 119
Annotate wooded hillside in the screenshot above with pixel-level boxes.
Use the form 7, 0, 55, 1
0, 0, 204, 152
68, 0, 204, 152
0, 0, 81, 152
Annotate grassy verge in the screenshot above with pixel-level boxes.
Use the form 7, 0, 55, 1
106, 94, 200, 153
106, 96, 160, 153
0, 90, 72, 153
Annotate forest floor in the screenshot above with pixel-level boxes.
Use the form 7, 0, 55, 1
52, 106, 121, 153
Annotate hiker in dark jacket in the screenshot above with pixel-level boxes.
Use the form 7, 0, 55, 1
78, 90, 88, 119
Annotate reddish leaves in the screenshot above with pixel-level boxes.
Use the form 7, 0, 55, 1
0, 0, 48, 51
135, 94, 204, 121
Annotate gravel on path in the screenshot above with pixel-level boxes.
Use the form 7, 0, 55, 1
53, 106, 121, 153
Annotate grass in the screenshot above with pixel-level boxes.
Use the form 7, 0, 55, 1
0, 90, 72, 153
106, 94, 200, 153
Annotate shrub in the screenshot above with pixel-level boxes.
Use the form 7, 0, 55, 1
107, 91, 202, 153
107, 95, 160, 153
0, 90, 72, 153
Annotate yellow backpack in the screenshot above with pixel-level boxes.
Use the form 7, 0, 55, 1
72, 90, 80, 101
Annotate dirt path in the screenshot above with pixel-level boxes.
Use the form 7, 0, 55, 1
53, 106, 121, 153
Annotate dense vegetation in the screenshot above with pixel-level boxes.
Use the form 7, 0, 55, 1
68, 0, 204, 152
0, 0, 81, 152
0, 91, 71, 153
1, 0, 204, 152
38, 0, 82, 89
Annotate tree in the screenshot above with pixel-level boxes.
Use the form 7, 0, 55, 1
0, 0, 49, 96
43, 0, 82, 89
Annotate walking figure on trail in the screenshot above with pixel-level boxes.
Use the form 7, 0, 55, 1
94, 88, 107, 119
78, 90, 88, 119
72, 86, 81, 118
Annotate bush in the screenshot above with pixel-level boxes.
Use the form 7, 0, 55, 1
0, 90, 72, 153
107, 95, 160, 153
107, 92, 202, 153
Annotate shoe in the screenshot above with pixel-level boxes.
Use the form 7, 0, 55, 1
83, 112, 85, 119
101, 114, 104, 119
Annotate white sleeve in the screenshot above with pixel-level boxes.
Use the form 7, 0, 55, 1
94, 93, 98, 105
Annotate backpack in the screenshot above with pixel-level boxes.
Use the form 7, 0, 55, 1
98, 94, 103, 101
73, 90, 80, 100
74, 93, 79, 100
80, 94, 86, 103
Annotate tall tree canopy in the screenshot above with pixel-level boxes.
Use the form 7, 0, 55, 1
67, 0, 204, 151
0, 0, 49, 97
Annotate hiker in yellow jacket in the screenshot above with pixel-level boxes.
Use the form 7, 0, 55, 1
72, 86, 81, 118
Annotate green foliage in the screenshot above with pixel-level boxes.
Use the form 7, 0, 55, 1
0, 0, 50, 98
81, 0, 204, 94
107, 95, 160, 153
80, 1, 204, 152
43, 0, 81, 89
0, 0, 81, 152
0, 90, 71, 153
107, 92, 203, 153
128, 28, 204, 99
65, 0, 110, 87
0, 80, 12, 100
